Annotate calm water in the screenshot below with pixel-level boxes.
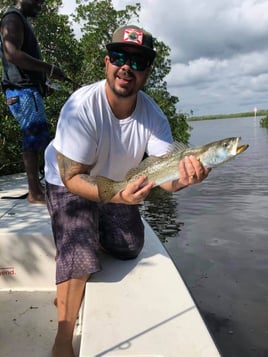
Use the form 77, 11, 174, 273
141, 117, 268, 357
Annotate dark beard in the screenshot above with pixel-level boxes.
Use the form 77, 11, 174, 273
111, 86, 134, 98
106, 78, 136, 98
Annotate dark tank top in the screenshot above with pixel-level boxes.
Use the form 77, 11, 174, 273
0, 8, 46, 92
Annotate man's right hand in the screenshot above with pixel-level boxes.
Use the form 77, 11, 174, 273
50, 64, 66, 81
113, 176, 154, 205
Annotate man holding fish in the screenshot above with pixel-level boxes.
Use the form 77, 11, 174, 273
44, 25, 210, 356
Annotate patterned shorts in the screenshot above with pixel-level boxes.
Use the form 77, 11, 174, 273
45, 182, 144, 284
5, 87, 49, 151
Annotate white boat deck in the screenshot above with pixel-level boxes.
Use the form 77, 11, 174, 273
0, 174, 220, 357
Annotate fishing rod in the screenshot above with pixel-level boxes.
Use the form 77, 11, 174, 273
46, 76, 83, 91
64, 77, 83, 89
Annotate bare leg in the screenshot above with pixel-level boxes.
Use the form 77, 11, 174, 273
22, 151, 45, 204
52, 274, 90, 357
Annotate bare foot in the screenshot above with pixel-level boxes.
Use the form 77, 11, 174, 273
52, 340, 75, 357
27, 191, 46, 204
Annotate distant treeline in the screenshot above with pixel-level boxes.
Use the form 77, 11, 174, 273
188, 109, 268, 121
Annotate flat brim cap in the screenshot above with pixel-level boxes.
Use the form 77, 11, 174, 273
106, 25, 156, 60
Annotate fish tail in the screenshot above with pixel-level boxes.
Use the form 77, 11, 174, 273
96, 176, 122, 203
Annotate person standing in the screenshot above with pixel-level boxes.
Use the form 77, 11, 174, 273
45, 25, 210, 356
0, 0, 66, 203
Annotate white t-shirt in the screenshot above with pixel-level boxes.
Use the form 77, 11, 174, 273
45, 80, 173, 186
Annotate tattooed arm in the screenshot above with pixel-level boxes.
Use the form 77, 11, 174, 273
56, 151, 101, 202
56, 151, 154, 204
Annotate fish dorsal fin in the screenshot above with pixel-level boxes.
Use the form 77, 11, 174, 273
166, 141, 189, 155
125, 155, 164, 180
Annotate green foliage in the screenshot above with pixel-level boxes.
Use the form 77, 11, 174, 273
0, 0, 191, 175
260, 114, 268, 128
35, 1, 83, 76
189, 109, 268, 121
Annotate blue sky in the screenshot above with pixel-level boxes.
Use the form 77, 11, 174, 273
60, 0, 268, 116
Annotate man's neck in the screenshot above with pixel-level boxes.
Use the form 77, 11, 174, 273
105, 82, 137, 119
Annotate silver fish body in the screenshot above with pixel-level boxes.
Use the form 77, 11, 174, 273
96, 137, 249, 202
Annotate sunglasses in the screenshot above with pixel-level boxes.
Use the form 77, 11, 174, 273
108, 51, 151, 71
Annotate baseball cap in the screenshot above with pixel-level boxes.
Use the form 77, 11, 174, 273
106, 25, 156, 60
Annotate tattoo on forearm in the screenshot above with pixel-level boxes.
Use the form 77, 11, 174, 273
57, 153, 78, 179
56, 152, 90, 181
56, 151, 96, 185
79, 174, 96, 185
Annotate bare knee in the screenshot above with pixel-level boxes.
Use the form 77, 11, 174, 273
107, 244, 144, 260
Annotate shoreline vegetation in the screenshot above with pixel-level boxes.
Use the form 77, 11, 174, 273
188, 109, 268, 121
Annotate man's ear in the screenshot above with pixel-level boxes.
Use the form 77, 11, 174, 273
144, 65, 153, 80
104, 55, 110, 74
104, 55, 109, 66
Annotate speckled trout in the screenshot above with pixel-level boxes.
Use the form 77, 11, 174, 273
96, 137, 249, 203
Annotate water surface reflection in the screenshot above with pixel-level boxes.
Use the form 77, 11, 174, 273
141, 117, 268, 356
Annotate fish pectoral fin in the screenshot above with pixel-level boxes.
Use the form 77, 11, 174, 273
96, 176, 122, 203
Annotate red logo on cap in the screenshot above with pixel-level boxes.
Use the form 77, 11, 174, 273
123, 28, 143, 45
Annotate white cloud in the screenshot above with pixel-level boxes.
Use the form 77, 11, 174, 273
167, 58, 228, 87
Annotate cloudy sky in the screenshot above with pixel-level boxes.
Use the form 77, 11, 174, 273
60, 0, 268, 116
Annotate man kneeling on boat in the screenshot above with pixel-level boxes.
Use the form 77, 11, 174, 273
44, 25, 210, 357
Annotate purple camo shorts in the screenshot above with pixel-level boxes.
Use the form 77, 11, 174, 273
45, 182, 144, 284
5, 87, 49, 151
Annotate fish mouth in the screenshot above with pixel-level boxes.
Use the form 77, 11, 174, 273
236, 144, 249, 155
232, 137, 249, 156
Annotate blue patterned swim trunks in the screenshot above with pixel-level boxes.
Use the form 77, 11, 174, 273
5, 87, 50, 151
